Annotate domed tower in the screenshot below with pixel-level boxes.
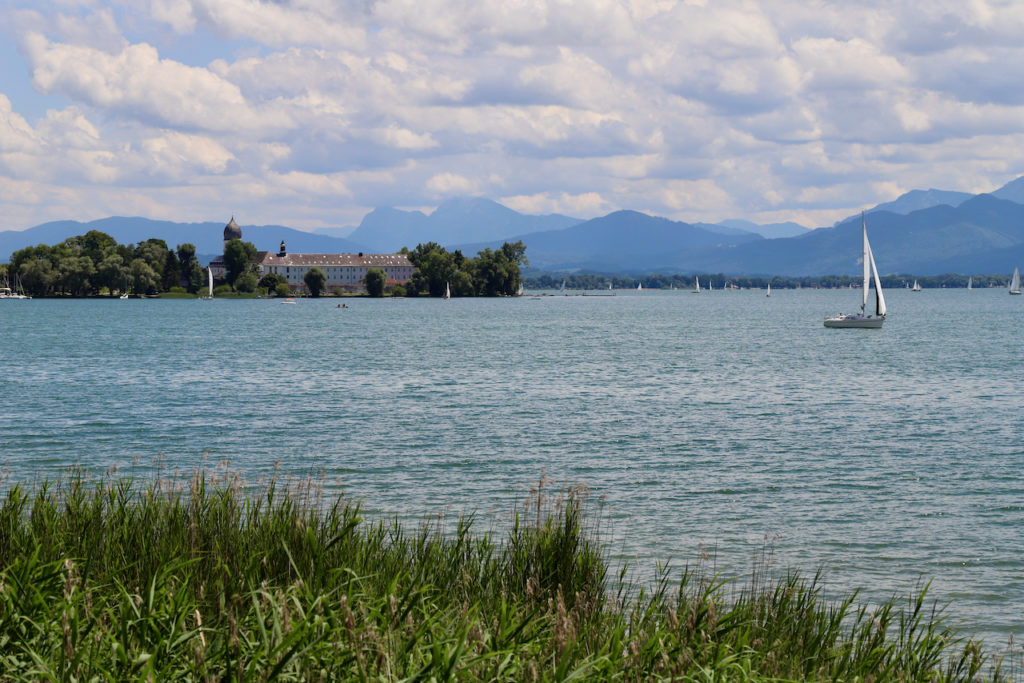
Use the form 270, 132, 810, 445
223, 216, 242, 250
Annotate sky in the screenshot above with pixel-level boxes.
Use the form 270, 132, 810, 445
2, 0, 1024, 234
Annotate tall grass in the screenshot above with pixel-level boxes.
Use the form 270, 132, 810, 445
0, 470, 1002, 680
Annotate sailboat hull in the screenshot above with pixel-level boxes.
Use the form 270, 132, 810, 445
824, 315, 884, 329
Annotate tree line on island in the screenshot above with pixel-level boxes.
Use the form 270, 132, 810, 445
1, 229, 528, 298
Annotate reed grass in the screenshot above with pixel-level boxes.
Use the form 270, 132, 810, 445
0, 469, 1003, 681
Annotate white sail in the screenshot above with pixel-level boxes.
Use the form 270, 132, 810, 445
967, 276, 972, 290
824, 211, 885, 328
637, 282, 642, 291
868, 239, 886, 317
766, 283, 771, 297
444, 282, 451, 299
208, 267, 214, 297
1010, 267, 1021, 295
693, 275, 701, 293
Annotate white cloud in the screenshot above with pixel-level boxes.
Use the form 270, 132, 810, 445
426, 172, 478, 196
24, 34, 293, 132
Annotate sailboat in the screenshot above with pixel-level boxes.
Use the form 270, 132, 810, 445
444, 282, 451, 300
967, 276, 972, 290
200, 267, 213, 300
516, 282, 524, 296
766, 283, 771, 297
912, 280, 921, 292
1010, 267, 1021, 295
120, 277, 129, 299
692, 275, 701, 293
824, 213, 886, 328
637, 282, 642, 292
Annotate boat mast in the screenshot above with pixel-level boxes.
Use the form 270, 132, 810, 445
861, 212, 869, 316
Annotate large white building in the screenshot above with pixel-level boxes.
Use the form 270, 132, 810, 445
209, 217, 414, 293
256, 241, 413, 293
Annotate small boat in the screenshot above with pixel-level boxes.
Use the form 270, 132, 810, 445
1010, 267, 1021, 295
636, 282, 642, 292
912, 280, 921, 292
1, 275, 31, 299
516, 283, 524, 296
967, 276, 972, 290
281, 297, 296, 305
444, 282, 451, 300
199, 267, 214, 300
824, 213, 886, 328
766, 283, 771, 297
691, 275, 701, 293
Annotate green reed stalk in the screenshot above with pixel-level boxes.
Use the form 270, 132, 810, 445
0, 469, 1004, 680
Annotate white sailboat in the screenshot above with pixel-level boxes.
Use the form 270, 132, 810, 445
766, 283, 771, 297
912, 280, 921, 292
444, 282, 451, 300
636, 282, 642, 292
2, 275, 30, 299
824, 213, 886, 328
200, 267, 213, 300
516, 282, 524, 296
967, 276, 972, 290
1010, 267, 1021, 295
692, 275, 701, 293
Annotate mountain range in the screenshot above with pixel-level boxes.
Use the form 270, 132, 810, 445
3, 176, 1024, 276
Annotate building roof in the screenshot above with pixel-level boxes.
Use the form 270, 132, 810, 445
255, 252, 412, 268
224, 216, 242, 241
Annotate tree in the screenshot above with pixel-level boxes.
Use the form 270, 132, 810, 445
135, 239, 171, 290
259, 272, 286, 292
274, 282, 293, 298
177, 243, 204, 293
95, 249, 128, 296
364, 268, 386, 297
223, 239, 257, 288
235, 271, 258, 293
304, 267, 326, 297
162, 249, 181, 292
129, 258, 158, 295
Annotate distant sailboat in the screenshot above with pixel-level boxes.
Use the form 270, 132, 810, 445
200, 267, 213, 300
692, 275, 701, 293
766, 283, 771, 297
637, 282, 642, 292
560, 279, 567, 293
608, 282, 612, 291
444, 282, 451, 300
708, 280, 712, 291
967, 276, 973, 290
516, 282, 524, 296
1010, 267, 1021, 295
824, 213, 886, 328
912, 280, 922, 292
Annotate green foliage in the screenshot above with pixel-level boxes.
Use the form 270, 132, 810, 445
274, 282, 292, 298
222, 239, 257, 287
258, 272, 286, 292
303, 267, 326, 297
364, 267, 386, 297
177, 243, 203, 293
0, 472, 997, 681
390, 284, 406, 297
234, 270, 258, 293
405, 240, 527, 297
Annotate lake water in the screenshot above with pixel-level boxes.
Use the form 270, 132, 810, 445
1, 289, 1022, 645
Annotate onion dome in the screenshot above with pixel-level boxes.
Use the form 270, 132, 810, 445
224, 216, 242, 241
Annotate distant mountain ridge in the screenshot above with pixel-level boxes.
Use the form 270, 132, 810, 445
347, 197, 583, 252
4, 174, 1024, 275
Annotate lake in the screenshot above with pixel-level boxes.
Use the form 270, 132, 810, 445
1, 288, 1022, 644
